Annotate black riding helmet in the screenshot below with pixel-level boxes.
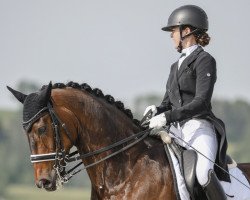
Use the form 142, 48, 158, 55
162, 5, 209, 52
162, 5, 208, 32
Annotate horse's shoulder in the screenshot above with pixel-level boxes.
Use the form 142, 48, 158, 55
141, 138, 169, 165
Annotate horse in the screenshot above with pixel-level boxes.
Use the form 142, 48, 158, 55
7, 81, 250, 199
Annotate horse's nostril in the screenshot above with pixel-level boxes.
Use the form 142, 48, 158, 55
37, 178, 52, 188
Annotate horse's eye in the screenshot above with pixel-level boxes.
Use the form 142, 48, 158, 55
38, 126, 47, 135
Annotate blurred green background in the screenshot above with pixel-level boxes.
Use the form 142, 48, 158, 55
1, 80, 250, 199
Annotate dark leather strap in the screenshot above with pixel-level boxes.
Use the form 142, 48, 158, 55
182, 150, 197, 200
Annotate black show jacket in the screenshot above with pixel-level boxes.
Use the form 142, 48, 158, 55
157, 46, 230, 182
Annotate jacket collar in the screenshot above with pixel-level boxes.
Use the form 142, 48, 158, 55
178, 46, 204, 78
186, 45, 203, 65
170, 46, 204, 90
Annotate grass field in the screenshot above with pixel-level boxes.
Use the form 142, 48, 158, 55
5, 185, 91, 200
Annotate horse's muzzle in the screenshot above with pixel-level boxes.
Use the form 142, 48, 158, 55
36, 170, 57, 191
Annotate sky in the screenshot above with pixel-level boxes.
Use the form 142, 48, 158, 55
1, 0, 249, 110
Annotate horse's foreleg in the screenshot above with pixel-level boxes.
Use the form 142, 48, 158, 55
90, 185, 100, 200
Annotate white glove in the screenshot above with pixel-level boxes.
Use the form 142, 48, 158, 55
149, 113, 166, 128
143, 105, 157, 117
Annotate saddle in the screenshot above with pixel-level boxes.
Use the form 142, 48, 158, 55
147, 125, 233, 199
166, 140, 235, 200
167, 141, 198, 200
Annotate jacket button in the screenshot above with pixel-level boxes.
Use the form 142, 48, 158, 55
168, 89, 171, 93
179, 99, 182, 104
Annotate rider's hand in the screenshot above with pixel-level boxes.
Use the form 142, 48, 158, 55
143, 105, 157, 117
149, 113, 166, 129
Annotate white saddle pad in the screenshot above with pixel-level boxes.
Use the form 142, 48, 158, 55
221, 167, 250, 200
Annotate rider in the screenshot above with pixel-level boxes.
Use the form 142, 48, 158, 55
144, 5, 229, 200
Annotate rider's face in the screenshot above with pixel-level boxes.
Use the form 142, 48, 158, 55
170, 27, 181, 49
170, 26, 196, 50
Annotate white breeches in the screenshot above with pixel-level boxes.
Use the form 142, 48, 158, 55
170, 119, 218, 186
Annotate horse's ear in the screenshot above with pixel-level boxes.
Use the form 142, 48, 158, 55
39, 81, 52, 105
6, 86, 27, 104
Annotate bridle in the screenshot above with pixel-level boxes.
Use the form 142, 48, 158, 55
24, 103, 73, 183
25, 102, 151, 184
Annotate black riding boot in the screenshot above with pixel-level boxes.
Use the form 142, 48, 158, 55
203, 169, 227, 200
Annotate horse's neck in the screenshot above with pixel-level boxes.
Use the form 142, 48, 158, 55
77, 97, 138, 147
52, 89, 171, 197
69, 92, 144, 187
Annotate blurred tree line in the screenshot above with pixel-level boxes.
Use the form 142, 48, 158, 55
1, 80, 250, 198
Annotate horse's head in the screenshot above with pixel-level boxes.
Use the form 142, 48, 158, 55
7, 82, 77, 191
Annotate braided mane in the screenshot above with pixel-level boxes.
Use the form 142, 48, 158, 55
41, 81, 141, 127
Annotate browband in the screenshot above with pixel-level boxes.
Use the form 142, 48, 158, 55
22, 107, 48, 132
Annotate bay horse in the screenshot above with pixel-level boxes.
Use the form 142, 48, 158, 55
6, 82, 250, 199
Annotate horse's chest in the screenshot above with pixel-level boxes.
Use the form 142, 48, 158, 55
98, 155, 176, 199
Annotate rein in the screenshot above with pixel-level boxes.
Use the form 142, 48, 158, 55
28, 103, 151, 183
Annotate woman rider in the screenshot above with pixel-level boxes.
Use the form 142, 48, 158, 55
144, 5, 230, 200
